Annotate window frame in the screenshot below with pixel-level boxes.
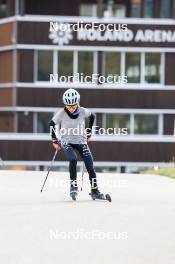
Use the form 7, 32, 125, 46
34, 49, 164, 86
102, 112, 164, 136
35, 49, 97, 84
134, 113, 159, 135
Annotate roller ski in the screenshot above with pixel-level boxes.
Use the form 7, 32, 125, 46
70, 182, 78, 201
90, 188, 112, 202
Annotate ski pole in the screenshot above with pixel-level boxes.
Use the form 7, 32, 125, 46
80, 139, 90, 191
80, 162, 85, 191
40, 149, 58, 193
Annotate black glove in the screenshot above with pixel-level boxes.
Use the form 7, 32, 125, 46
86, 128, 92, 142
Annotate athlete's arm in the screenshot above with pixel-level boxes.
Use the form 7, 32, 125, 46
87, 113, 95, 139
49, 119, 61, 150
49, 120, 57, 139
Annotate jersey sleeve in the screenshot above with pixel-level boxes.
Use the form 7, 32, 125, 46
81, 107, 91, 118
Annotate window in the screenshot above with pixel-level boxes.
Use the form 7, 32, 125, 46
125, 52, 161, 84
104, 3, 126, 18
0, 1, 7, 18
103, 52, 120, 79
79, 4, 97, 16
144, 0, 154, 18
145, 53, 160, 83
105, 114, 130, 134
131, 0, 141, 17
78, 51, 93, 77
37, 51, 53, 81
102, 113, 161, 135
36, 50, 162, 85
113, 4, 126, 18
126, 53, 140, 83
103, 0, 113, 18
37, 113, 53, 133
173, 0, 175, 18
37, 50, 95, 83
58, 51, 73, 78
160, 0, 170, 18
134, 114, 158, 134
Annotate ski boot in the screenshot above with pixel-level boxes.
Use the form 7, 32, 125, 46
90, 188, 112, 202
70, 182, 78, 201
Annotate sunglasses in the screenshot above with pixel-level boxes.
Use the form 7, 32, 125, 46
66, 104, 78, 110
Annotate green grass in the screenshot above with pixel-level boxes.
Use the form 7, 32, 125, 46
142, 167, 175, 179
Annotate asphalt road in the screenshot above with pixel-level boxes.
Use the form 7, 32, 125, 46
0, 170, 174, 264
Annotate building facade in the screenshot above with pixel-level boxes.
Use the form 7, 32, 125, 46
0, 0, 175, 170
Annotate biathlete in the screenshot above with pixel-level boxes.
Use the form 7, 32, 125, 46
49, 88, 111, 202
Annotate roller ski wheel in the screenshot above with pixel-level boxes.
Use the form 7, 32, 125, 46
90, 190, 112, 202
105, 194, 112, 202
70, 185, 78, 201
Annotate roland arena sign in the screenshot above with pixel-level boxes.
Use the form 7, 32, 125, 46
48, 22, 175, 48
17, 21, 175, 48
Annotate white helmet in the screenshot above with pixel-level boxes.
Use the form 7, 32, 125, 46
62, 88, 80, 105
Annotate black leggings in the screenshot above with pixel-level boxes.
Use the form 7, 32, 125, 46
61, 143, 97, 188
